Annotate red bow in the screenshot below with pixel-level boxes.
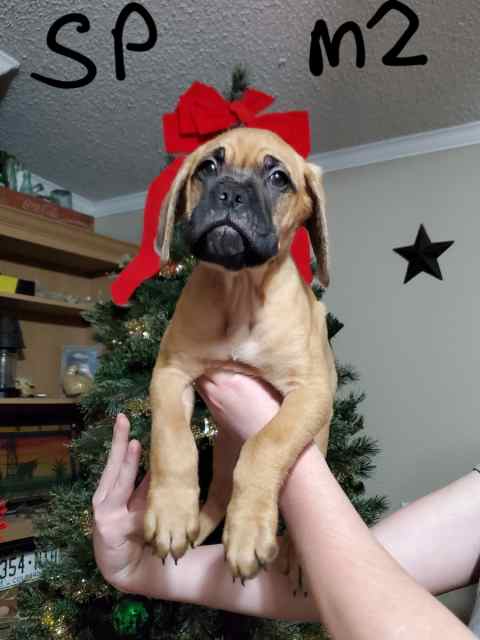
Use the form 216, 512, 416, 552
111, 82, 313, 305
0, 499, 8, 532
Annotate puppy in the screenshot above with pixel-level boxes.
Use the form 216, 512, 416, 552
145, 127, 337, 581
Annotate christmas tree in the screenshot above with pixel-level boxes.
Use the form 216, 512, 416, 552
9, 70, 388, 640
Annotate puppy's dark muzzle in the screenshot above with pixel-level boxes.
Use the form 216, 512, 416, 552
185, 177, 278, 270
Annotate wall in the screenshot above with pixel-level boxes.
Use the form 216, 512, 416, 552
323, 146, 480, 506
323, 144, 480, 620
95, 210, 143, 245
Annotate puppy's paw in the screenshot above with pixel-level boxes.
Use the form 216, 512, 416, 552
223, 497, 278, 581
144, 486, 200, 562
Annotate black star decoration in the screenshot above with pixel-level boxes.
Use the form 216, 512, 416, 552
394, 225, 454, 284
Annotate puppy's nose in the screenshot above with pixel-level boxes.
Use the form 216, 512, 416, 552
213, 179, 249, 209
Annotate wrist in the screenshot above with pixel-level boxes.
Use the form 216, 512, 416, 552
111, 547, 148, 596
280, 442, 327, 509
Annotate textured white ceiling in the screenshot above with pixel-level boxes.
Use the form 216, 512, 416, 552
1, 0, 479, 200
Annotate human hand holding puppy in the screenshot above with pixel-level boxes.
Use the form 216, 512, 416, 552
195, 370, 283, 442
91, 413, 148, 590
92, 372, 283, 593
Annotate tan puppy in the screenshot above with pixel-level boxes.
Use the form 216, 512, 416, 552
144, 127, 337, 581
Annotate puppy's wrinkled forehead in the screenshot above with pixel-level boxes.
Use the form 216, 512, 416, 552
196, 127, 304, 179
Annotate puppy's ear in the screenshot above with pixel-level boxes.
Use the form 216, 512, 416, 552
155, 158, 193, 262
304, 162, 330, 288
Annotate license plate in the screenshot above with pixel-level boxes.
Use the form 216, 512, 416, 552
0, 549, 61, 590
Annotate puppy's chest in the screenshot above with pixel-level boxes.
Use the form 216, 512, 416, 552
205, 312, 301, 396
213, 287, 264, 365
195, 269, 269, 364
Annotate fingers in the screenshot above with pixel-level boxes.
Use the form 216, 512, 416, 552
92, 413, 131, 506
195, 371, 241, 406
256, 377, 284, 404
194, 375, 219, 401
108, 438, 142, 509
127, 470, 151, 512
196, 370, 237, 392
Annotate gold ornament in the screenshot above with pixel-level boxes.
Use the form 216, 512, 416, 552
124, 398, 151, 417
125, 318, 151, 340
41, 603, 55, 628
125, 318, 145, 336
159, 261, 179, 278
67, 577, 95, 603
80, 509, 92, 537
51, 619, 73, 639
40, 603, 73, 639
65, 577, 110, 603
191, 416, 218, 444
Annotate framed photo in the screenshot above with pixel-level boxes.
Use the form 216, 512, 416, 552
60, 345, 99, 385
0, 425, 75, 505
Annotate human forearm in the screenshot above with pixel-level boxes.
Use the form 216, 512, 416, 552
121, 541, 319, 621
372, 471, 480, 595
280, 443, 474, 640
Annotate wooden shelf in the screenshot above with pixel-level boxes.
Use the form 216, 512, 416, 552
0, 515, 34, 546
0, 397, 82, 426
0, 292, 93, 320
0, 204, 138, 277
0, 398, 77, 405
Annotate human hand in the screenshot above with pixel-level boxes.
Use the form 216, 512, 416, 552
195, 370, 282, 443
92, 413, 148, 590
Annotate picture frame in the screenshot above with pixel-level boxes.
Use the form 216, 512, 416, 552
0, 424, 76, 505
60, 345, 99, 387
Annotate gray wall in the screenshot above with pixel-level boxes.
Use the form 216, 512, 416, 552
323, 145, 480, 620
96, 145, 480, 620
323, 146, 480, 508
95, 210, 144, 245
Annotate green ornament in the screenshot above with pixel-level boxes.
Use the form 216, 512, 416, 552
112, 598, 150, 637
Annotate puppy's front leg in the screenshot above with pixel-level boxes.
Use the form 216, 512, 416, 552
145, 360, 199, 562
223, 383, 333, 581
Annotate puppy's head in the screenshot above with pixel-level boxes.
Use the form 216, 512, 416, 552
155, 127, 330, 287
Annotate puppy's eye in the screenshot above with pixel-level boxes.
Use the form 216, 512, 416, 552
268, 170, 289, 189
196, 159, 217, 177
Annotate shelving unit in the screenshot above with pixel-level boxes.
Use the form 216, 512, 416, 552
0, 291, 93, 318
0, 203, 138, 399
0, 397, 80, 426
0, 200, 139, 589
0, 398, 75, 405
0, 204, 133, 276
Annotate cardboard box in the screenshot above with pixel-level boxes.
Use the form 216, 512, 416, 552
0, 274, 35, 296
0, 187, 93, 230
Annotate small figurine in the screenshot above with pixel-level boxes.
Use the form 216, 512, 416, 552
15, 376, 35, 397
62, 364, 94, 397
